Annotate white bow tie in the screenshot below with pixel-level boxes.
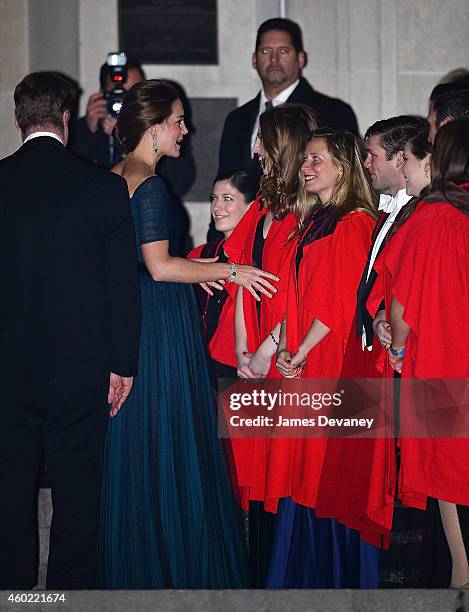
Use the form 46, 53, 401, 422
378, 193, 394, 213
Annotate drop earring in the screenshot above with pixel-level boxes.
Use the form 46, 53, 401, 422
151, 132, 158, 154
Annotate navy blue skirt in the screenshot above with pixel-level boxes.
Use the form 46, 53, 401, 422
266, 498, 380, 588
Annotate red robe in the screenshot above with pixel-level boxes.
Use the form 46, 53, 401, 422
376, 192, 469, 509
187, 212, 247, 368
229, 198, 300, 508
261, 211, 375, 513
315, 259, 395, 547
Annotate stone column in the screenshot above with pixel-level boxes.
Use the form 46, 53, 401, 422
0, 0, 29, 158
28, 0, 80, 80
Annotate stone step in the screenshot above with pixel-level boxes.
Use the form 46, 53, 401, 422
3, 588, 465, 612
33, 490, 465, 611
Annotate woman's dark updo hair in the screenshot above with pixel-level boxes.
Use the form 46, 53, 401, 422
114, 79, 179, 153
408, 126, 432, 160
214, 168, 259, 204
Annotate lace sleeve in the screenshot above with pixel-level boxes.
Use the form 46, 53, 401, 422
134, 177, 170, 244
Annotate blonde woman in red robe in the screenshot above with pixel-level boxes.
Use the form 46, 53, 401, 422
268, 128, 379, 588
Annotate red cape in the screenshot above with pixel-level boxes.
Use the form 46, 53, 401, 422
379, 193, 469, 508
260, 211, 375, 512
230, 199, 300, 508
314, 253, 396, 547
315, 324, 395, 547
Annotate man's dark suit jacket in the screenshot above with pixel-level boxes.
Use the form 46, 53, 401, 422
355, 212, 389, 346
217, 77, 360, 177
0, 136, 140, 386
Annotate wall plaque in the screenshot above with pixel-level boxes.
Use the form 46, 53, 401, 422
185, 97, 237, 201
119, 0, 218, 65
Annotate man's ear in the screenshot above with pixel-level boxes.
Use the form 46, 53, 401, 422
62, 110, 71, 144
252, 52, 257, 71
298, 51, 306, 71
15, 117, 21, 132
395, 150, 404, 169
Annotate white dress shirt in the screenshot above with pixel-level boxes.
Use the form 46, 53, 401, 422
23, 131, 64, 145
361, 188, 412, 349
250, 79, 300, 156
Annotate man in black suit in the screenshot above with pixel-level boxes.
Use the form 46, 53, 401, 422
209, 18, 359, 240
0, 72, 140, 589
217, 17, 359, 177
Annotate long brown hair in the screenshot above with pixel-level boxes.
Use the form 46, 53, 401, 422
258, 103, 317, 219
424, 119, 469, 214
297, 128, 378, 225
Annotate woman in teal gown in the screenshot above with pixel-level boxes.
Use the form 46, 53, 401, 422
100, 80, 277, 588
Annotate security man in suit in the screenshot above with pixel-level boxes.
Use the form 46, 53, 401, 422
209, 17, 359, 240
217, 17, 359, 177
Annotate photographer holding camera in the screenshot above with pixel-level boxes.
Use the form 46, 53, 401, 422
69, 54, 145, 169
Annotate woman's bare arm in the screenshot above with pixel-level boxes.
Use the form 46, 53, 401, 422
141, 240, 279, 299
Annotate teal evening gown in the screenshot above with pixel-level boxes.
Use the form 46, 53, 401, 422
100, 176, 248, 588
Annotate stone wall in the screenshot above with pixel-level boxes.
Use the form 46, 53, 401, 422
0, 0, 29, 158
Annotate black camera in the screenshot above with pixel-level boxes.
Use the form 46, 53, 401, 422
104, 52, 127, 117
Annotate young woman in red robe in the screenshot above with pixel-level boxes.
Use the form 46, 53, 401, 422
267, 128, 379, 588
316, 127, 433, 554
187, 169, 258, 379
376, 119, 469, 587
230, 103, 317, 586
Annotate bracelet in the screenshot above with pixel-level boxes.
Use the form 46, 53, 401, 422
228, 262, 238, 283
390, 347, 405, 357
270, 329, 279, 346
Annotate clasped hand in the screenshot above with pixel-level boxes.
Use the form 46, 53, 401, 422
374, 319, 392, 349
276, 349, 306, 378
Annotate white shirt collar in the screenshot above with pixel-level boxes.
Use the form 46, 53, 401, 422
378, 188, 412, 213
260, 79, 300, 109
251, 80, 301, 157
23, 131, 64, 145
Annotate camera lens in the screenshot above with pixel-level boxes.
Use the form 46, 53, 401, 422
111, 100, 122, 115
105, 86, 125, 117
